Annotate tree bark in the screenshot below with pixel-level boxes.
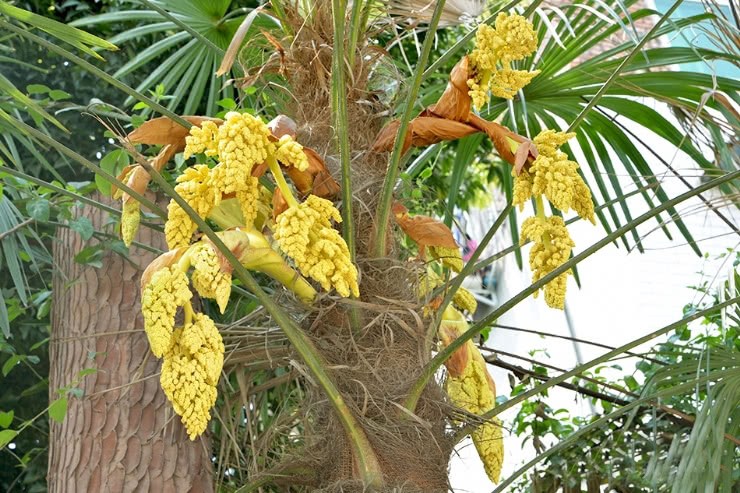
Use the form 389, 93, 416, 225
48, 199, 213, 493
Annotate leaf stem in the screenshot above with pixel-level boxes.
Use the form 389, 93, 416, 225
372, 0, 447, 257
331, 0, 355, 258
1, 113, 166, 218
403, 168, 740, 412
0, 19, 191, 129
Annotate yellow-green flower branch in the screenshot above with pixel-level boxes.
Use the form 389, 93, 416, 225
139, 159, 384, 488
439, 306, 504, 483
511, 130, 595, 309
127, 109, 377, 482
467, 13, 540, 110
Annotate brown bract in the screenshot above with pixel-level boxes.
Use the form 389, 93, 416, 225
113, 144, 178, 202
272, 188, 289, 220
427, 56, 472, 123
371, 55, 538, 171
285, 147, 341, 199
140, 247, 186, 290
392, 202, 458, 255
438, 321, 469, 378
127, 116, 223, 151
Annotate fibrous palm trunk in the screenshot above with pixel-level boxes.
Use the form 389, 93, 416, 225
48, 198, 213, 492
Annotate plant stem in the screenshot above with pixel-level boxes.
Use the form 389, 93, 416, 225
372, 0, 447, 257
346, 0, 366, 69
330, 0, 355, 258
140, 163, 383, 488
1, 113, 166, 218
403, 168, 740, 412
266, 156, 298, 208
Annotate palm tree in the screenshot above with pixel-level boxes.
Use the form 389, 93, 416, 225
0, 0, 737, 491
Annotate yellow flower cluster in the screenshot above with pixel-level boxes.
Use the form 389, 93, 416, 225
141, 266, 192, 357
468, 13, 540, 109
522, 130, 595, 222
165, 165, 218, 249
442, 311, 503, 483
235, 176, 260, 226
274, 135, 309, 171
121, 200, 141, 247
184, 120, 219, 159
214, 112, 274, 194
160, 312, 224, 440
429, 245, 464, 273
190, 243, 232, 314
520, 216, 575, 309
274, 195, 359, 298
511, 129, 595, 309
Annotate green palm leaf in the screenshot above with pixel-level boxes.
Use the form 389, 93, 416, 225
72, 1, 279, 115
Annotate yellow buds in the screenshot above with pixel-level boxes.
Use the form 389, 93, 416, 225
190, 243, 232, 314
429, 245, 464, 273
521, 216, 574, 309
235, 176, 260, 227
275, 135, 309, 171
121, 200, 140, 247
510, 129, 595, 309
418, 268, 478, 314
165, 164, 218, 249
493, 11, 538, 61
274, 195, 359, 298
184, 120, 219, 159
527, 130, 595, 222
468, 13, 540, 109
160, 312, 224, 440
440, 308, 504, 483
217, 111, 275, 174
141, 266, 192, 357
453, 286, 478, 314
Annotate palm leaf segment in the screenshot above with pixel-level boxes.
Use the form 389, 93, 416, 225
72, 0, 277, 115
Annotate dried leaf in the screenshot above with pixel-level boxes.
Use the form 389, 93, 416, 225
410, 116, 478, 147
393, 202, 458, 251
127, 116, 222, 150
372, 119, 413, 154
216, 7, 265, 76
467, 114, 532, 167
439, 320, 469, 378
513, 140, 535, 175
151, 144, 178, 171
272, 188, 289, 220
111, 164, 135, 198
285, 147, 340, 199
122, 167, 151, 205
373, 116, 478, 153
140, 248, 186, 290
427, 56, 471, 122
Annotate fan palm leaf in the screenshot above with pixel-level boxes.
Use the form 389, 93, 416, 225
71, 0, 279, 115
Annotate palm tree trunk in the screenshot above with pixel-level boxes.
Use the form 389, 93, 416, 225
48, 198, 213, 492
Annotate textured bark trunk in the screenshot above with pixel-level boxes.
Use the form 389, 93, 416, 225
48, 199, 213, 493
